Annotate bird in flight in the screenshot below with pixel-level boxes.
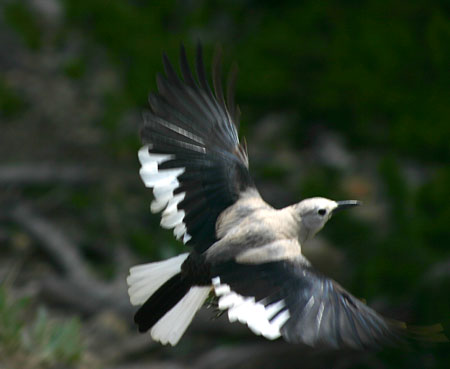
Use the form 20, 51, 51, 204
127, 45, 446, 348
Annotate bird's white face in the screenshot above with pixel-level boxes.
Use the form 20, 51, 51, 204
295, 197, 360, 243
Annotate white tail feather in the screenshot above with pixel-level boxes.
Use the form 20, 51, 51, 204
150, 286, 211, 346
127, 253, 189, 306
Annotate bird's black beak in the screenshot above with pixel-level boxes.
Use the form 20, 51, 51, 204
333, 200, 361, 214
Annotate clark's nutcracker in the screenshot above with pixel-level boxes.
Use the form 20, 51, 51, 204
127, 45, 446, 348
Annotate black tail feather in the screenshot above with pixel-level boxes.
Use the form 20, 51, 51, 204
134, 273, 190, 333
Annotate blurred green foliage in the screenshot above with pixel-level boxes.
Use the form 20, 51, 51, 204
4, 2, 42, 50
0, 77, 26, 119
63, 58, 86, 80
63, 0, 450, 161
0, 286, 84, 369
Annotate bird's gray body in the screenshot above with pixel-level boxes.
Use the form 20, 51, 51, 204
208, 188, 355, 265
207, 189, 303, 264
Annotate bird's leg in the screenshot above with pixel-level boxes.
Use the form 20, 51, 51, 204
205, 295, 226, 318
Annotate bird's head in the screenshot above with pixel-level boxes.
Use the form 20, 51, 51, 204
294, 197, 360, 243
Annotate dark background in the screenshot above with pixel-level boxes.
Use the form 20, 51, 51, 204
0, 1, 449, 368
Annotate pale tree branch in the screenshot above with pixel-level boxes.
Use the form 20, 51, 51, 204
0, 164, 97, 185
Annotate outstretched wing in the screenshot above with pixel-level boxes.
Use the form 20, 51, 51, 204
139, 45, 257, 253
211, 256, 435, 349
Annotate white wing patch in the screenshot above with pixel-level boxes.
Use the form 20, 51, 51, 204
212, 277, 290, 340
139, 145, 192, 243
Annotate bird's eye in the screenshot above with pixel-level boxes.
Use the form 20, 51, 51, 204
318, 209, 327, 216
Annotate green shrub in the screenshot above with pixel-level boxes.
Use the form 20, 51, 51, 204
0, 285, 85, 369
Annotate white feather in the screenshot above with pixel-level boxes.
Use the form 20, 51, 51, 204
140, 168, 185, 188
174, 223, 187, 240
246, 301, 290, 339
161, 210, 185, 229
151, 182, 179, 213
150, 199, 169, 213
153, 181, 179, 198
218, 292, 242, 310
138, 146, 192, 243
150, 286, 211, 346
127, 253, 189, 306
212, 277, 290, 340
138, 146, 172, 166
214, 284, 230, 295
264, 300, 286, 320
183, 233, 192, 244
162, 192, 186, 217
229, 297, 256, 323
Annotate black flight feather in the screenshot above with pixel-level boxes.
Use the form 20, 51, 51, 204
140, 44, 255, 252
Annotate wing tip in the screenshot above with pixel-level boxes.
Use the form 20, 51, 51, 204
405, 323, 449, 343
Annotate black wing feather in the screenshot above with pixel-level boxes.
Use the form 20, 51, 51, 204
212, 47, 227, 112
179, 45, 197, 88
226, 62, 240, 128
211, 259, 410, 349
140, 45, 256, 252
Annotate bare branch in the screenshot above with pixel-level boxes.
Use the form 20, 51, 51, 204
99, 333, 157, 363
192, 341, 291, 369
10, 203, 90, 279
106, 362, 186, 369
7, 202, 132, 317
0, 164, 97, 185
